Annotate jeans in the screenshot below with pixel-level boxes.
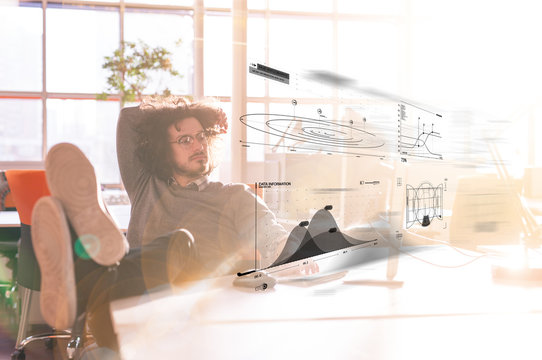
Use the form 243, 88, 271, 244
73, 229, 199, 352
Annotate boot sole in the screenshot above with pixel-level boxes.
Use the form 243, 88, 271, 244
31, 196, 76, 330
45, 143, 127, 266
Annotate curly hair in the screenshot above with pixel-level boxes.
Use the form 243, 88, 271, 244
135, 96, 224, 181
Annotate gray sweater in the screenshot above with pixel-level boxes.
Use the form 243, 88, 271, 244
116, 106, 287, 272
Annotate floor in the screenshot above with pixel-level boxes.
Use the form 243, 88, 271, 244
0, 290, 17, 359
0, 293, 71, 360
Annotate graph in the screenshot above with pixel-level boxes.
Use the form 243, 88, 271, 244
269, 205, 376, 267
405, 181, 443, 228
240, 111, 385, 158
398, 102, 444, 160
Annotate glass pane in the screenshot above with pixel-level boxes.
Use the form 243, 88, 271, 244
124, 9, 194, 96
248, 0, 266, 10
338, 21, 400, 94
246, 102, 265, 161
270, 102, 333, 123
0, 98, 42, 161
0, 4, 42, 91
204, 0, 231, 8
50, 0, 121, 5
410, 0, 542, 116
268, 17, 333, 98
209, 101, 231, 183
46, 6, 119, 93
266, 102, 333, 154
204, 14, 232, 96
337, 0, 403, 15
128, 0, 193, 5
269, 0, 332, 13
47, 0, 120, 3
47, 99, 121, 184
536, 106, 542, 167
247, 16, 266, 97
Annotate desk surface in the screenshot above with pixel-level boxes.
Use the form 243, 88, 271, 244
0, 211, 20, 227
111, 245, 542, 360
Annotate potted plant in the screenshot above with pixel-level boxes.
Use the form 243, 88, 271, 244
97, 39, 183, 106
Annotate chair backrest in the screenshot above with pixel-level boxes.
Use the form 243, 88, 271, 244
4, 170, 51, 290
0, 170, 20, 243
0, 171, 16, 210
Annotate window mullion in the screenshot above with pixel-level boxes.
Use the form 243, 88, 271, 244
42, 0, 48, 161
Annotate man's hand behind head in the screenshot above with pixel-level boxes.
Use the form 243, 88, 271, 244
215, 108, 228, 134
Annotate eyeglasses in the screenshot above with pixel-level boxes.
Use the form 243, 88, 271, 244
170, 131, 210, 148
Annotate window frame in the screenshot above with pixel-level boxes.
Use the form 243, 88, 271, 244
1, 0, 416, 185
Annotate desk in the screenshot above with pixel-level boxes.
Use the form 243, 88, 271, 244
107, 205, 130, 233
111, 246, 542, 360
0, 211, 20, 227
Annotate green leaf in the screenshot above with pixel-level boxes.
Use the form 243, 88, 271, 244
100, 38, 184, 105
96, 92, 109, 100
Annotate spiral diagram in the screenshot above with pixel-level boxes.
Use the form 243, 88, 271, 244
240, 113, 385, 156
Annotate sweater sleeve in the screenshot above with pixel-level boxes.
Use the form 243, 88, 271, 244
232, 185, 289, 269
116, 106, 150, 201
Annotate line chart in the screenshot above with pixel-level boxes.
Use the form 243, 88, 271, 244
398, 103, 444, 160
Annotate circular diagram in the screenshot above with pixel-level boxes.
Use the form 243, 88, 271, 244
240, 113, 385, 155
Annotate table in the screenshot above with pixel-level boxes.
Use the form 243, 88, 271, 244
110, 245, 542, 360
106, 205, 130, 233
0, 211, 20, 228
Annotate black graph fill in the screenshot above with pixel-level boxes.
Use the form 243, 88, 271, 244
269, 205, 375, 268
405, 182, 443, 228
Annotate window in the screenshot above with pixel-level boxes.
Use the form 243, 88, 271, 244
0, 5, 42, 92
0, 1, 196, 184
0, 99, 42, 161
0, 1, 411, 184
3, 0, 538, 185
243, 3, 410, 180
46, 99, 120, 183
124, 8, 194, 95
204, 13, 232, 97
46, 5, 119, 94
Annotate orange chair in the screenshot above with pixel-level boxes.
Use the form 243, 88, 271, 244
5, 170, 74, 360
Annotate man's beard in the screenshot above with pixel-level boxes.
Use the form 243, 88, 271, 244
173, 160, 209, 178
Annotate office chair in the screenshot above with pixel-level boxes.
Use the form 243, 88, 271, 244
0, 171, 19, 327
5, 170, 84, 360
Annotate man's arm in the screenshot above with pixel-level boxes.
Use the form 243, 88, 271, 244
116, 106, 149, 200
233, 186, 289, 269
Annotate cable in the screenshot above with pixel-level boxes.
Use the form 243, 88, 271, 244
368, 217, 484, 259
393, 244, 487, 269
403, 230, 482, 258
375, 228, 488, 269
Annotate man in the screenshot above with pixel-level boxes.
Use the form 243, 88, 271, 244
117, 96, 288, 271
31, 96, 291, 355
